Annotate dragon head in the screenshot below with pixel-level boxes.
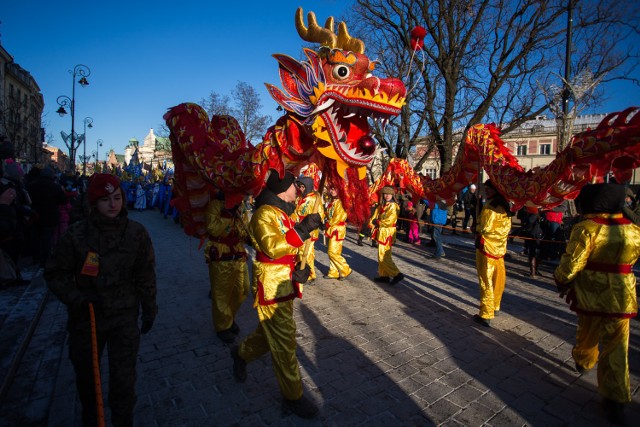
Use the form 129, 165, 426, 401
265, 8, 406, 179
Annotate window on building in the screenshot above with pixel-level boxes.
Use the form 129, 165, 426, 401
424, 168, 437, 179
539, 144, 551, 155
516, 145, 528, 156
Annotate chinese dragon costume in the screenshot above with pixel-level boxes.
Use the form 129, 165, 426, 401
165, 7, 640, 239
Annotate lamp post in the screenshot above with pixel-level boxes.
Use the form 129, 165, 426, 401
81, 117, 93, 175
56, 64, 91, 172
96, 138, 103, 172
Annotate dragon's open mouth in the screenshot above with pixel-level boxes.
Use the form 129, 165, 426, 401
316, 96, 397, 167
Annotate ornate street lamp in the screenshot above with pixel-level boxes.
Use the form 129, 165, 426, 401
56, 64, 91, 172
96, 138, 103, 164
82, 117, 93, 176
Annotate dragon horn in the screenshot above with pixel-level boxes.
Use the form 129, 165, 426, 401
295, 7, 365, 54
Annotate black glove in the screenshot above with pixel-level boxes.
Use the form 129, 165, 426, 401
140, 318, 154, 334
294, 213, 322, 241
70, 293, 102, 311
292, 263, 311, 284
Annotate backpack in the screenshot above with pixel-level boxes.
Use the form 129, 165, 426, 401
531, 219, 544, 240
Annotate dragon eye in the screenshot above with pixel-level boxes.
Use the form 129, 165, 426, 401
332, 65, 351, 80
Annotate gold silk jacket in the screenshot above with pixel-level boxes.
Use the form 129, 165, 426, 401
370, 201, 399, 246
476, 201, 511, 258
250, 204, 305, 305
204, 199, 248, 262
292, 192, 324, 241
554, 213, 640, 318
325, 198, 348, 241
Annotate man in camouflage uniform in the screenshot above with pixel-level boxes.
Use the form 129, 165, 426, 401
45, 174, 157, 427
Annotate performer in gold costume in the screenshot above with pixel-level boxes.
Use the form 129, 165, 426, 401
554, 183, 640, 425
204, 194, 249, 343
292, 176, 324, 283
323, 186, 352, 280
231, 170, 321, 419
473, 180, 513, 327
369, 186, 404, 285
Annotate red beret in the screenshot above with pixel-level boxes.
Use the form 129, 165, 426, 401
87, 174, 121, 203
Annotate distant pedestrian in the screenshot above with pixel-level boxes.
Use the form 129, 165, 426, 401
230, 170, 321, 419
323, 186, 352, 280
554, 183, 640, 425
27, 167, 68, 267
405, 201, 421, 245
462, 184, 479, 232
522, 206, 543, 278
45, 173, 157, 427
369, 186, 404, 285
427, 199, 448, 258
621, 187, 640, 225
473, 180, 513, 327
134, 183, 147, 211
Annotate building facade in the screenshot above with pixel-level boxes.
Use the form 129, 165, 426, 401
0, 42, 45, 164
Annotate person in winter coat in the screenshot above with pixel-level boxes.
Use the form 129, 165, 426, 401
473, 180, 513, 327
462, 184, 479, 232
26, 167, 68, 267
230, 170, 321, 419
405, 201, 421, 245
204, 194, 250, 343
554, 183, 640, 425
369, 186, 404, 285
428, 199, 448, 258
45, 173, 157, 427
621, 186, 640, 225
292, 176, 324, 283
323, 186, 352, 280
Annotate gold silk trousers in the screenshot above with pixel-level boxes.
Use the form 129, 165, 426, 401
475, 250, 506, 319
208, 259, 249, 332
325, 199, 351, 279
237, 300, 303, 400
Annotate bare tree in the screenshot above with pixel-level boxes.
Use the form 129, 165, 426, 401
347, 0, 639, 174
196, 82, 271, 144
199, 91, 231, 117
229, 82, 272, 144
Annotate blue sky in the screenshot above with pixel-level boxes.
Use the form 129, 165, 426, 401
2, 1, 639, 159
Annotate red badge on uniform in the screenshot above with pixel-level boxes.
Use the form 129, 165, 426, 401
80, 251, 100, 276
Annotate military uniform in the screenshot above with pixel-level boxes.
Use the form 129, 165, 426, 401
324, 196, 351, 279
204, 198, 249, 337
45, 209, 157, 427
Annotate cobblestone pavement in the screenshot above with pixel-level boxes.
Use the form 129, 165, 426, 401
1, 209, 639, 426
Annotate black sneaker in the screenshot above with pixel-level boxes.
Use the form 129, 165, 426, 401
602, 398, 625, 425
473, 314, 491, 327
283, 395, 318, 419
575, 362, 586, 375
373, 276, 390, 283
217, 329, 236, 344
230, 346, 247, 383
390, 273, 405, 285
230, 322, 240, 335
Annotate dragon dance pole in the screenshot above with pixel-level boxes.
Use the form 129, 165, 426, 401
89, 303, 106, 427
300, 170, 327, 270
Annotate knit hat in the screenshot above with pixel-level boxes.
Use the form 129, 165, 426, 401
266, 170, 295, 194
575, 183, 625, 214
470, 184, 476, 190
381, 186, 395, 195
87, 173, 121, 203
295, 176, 314, 196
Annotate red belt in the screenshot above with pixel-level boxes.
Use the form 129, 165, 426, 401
256, 252, 296, 265
585, 262, 632, 274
